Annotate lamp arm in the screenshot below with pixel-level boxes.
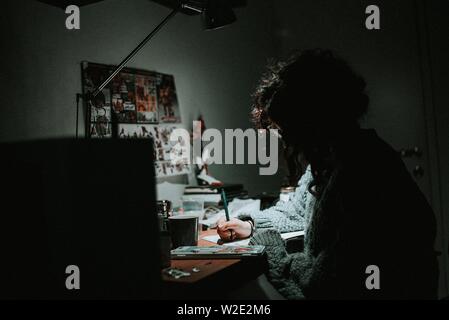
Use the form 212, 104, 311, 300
92, 6, 181, 97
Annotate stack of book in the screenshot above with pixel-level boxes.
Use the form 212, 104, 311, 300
182, 184, 248, 206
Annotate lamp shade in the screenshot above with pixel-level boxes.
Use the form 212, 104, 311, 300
201, 0, 237, 30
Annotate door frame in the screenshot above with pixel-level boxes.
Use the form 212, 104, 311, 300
413, 0, 449, 298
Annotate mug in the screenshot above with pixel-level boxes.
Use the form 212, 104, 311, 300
169, 215, 199, 249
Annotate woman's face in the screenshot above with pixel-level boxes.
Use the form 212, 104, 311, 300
275, 119, 318, 153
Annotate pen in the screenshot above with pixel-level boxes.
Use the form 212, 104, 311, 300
221, 188, 230, 221
221, 188, 234, 241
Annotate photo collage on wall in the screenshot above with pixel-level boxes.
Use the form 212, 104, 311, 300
82, 62, 189, 178
83, 64, 113, 139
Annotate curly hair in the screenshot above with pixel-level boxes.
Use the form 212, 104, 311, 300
252, 49, 369, 188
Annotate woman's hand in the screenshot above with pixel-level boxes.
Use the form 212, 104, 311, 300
217, 217, 252, 242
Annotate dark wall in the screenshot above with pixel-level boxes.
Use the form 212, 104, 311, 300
0, 0, 447, 297
0, 0, 284, 196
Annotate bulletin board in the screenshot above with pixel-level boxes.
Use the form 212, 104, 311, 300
81, 62, 190, 178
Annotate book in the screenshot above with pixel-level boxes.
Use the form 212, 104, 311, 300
181, 191, 248, 205
200, 198, 261, 228
171, 245, 266, 259
202, 230, 305, 246
184, 184, 244, 194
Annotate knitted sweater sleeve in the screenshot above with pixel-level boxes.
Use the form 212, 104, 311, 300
239, 166, 315, 233
249, 229, 334, 300
249, 166, 368, 300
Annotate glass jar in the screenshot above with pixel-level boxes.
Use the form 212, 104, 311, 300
157, 200, 172, 269
280, 186, 296, 202
157, 200, 172, 232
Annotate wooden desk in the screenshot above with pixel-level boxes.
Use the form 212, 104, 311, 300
162, 230, 267, 299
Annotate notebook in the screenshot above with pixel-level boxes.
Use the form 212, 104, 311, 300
171, 245, 266, 259
202, 230, 305, 246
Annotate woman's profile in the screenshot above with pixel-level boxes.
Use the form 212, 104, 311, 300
245, 49, 439, 299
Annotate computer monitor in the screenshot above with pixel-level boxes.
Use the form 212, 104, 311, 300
0, 139, 161, 299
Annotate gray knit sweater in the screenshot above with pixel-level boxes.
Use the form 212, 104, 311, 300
249, 130, 438, 300
239, 166, 315, 233
245, 166, 316, 300
237, 167, 315, 300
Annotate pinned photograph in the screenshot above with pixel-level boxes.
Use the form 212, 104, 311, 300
89, 122, 112, 139
118, 124, 153, 139
112, 73, 137, 123
90, 88, 112, 123
112, 93, 124, 113
155, 162, 167, 177
136, 75, 158, 123
157, 160, 190, 177
156, 148, 166, 161
83, 63, 110, 94
83, 64, 113, 124
157, 125, 178, 149
157, 74, 181, 123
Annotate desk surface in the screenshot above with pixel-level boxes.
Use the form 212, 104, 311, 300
162, 230, 267, 299
163, 230, 240, 284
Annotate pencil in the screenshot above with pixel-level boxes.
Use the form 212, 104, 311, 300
221, 188, 230, 221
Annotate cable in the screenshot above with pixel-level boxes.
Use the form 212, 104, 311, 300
76, 93, 81, 139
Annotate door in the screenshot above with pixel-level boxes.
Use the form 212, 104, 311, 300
415, 0, 449, 299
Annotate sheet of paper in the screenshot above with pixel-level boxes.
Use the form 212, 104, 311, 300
200, 198, 261, 228
280, 230, 305, 240
202, 230, 305, 246
202, 234, 250, 246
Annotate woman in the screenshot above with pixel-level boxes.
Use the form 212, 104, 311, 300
217, 165, 315, 241
242, 49, 437, 299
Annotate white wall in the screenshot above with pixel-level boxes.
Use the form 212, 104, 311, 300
0, 0, 285, 196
